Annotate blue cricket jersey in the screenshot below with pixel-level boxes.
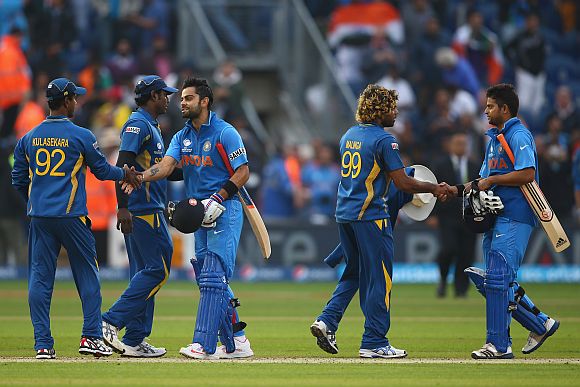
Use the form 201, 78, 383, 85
119, 108, 167, 215
11, 116, 125, 217
335, 123, 404, 222
166, 111, 248, 199
480, 117, 538, 226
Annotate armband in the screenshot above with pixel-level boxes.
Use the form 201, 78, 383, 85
454, 184, 465, 197
221, 179, 239, 198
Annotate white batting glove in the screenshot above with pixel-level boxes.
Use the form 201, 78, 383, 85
201, 193, 226, 228
479, 190, 504, 214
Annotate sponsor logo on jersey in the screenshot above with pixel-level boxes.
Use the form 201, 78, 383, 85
391, 143, 399, 150
125, 126, 140, 134
157, 142, 162, 150
228, 147, 246, 160
203, 140, 212, 152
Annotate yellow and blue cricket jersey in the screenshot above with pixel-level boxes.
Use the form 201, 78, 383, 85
119, 108, 167, 215
11, 115, 125, 217
335, 123, 404, 222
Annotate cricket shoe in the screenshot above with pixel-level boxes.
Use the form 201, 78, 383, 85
179, 343, 219, 360
217, 336, 254, 358
359, 345, 407, 359
471, 343, 514, 359
102, 320, 125, 354
122, 340, 166, 358
310, 320, 338, 354
79, 336, 113, 357
522, 317, 560, 354
36, 348, 56, 360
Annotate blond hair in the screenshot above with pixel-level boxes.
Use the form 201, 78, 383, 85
355, 84, 398, 124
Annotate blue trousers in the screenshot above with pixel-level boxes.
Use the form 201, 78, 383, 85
102, 212, 173, 346
482, 216, 534, 348
194, 199, 245, 337
28, 217, 101, 350
336, 219, 394, 350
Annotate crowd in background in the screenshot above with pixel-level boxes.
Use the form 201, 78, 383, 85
1, 0, 580, 267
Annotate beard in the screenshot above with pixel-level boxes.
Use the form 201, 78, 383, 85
183, 104, 201, 119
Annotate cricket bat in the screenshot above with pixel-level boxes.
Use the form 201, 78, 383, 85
497, 133, 570, 252
216, 142, 271, 259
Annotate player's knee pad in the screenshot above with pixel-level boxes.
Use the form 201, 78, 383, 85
465, 266, 486, 297
189, 257, 203, 286
194, 253, 233, 354
484, 250, 515, 353
512, 283, 547, 335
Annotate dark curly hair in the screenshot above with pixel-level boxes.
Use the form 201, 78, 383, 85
182, 77, 214, 109
355, 84, 398, 124
486, 83, 519, 117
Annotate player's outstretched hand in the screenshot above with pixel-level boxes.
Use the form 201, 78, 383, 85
434, 182, 451, 202
121, 165, 142, 194
201, 193, 226, 227
116, 208, 133, 234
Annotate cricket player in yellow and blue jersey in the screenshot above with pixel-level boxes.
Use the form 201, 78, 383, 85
138, 77, 253, 359
101, 75, 179, 358
314, 84, 448, 359
11, 78, 141, 359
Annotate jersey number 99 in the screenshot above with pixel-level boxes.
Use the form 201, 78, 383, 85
35, 148, 66, 177
341, 151, 361, 178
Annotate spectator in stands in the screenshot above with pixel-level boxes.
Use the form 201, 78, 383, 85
0, 26, 31, 140
301, 143, 340, 222
401, 0, 436, 47
536, 113, 574, 221
424, 87, 454, 156
124, 0, 169, 55
212, 58, 245, 120
377, 63, 416, 114
25, 0, 77, 79
435, 47, 480, 99
453, 8, 504, 87
205, 0, 250, 52
549, 86, 580, 135
505, 12, 546, 115
106, 38, 139, 85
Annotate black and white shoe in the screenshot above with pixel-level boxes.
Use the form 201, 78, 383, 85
79, 336, 113, 357
102, 321, 125, 354
36, 348, 56, 360
522, 318, 560, 354
471, 343, 514, 359
310, 320, 338, 354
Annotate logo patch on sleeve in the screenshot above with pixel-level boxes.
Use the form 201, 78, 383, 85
391, 143, 399, 150
228, 147, 246, 160
125, 126, 140, 134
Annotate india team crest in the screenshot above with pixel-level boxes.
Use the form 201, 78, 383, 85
498, 145, 503, 154
203, 140, 212, 152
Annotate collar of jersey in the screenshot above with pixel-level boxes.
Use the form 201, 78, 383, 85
186, 111, 215, 132
136, 107, 159, 126
486, 116, 521, 138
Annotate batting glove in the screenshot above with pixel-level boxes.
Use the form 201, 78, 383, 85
201, 193, 226, 228
479, 190, 504, 214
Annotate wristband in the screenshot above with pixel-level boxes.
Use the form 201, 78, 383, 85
454, 184, 465, 197
221, 179, 239, 198
210, 192, 224, 204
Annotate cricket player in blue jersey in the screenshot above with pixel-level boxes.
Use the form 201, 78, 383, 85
449, 84, 560, 359
318, 84, 449, 359
311, 166, 418, 355
101, 75, 180, 358
11, 78, 141, 360
137, 77, 253, 359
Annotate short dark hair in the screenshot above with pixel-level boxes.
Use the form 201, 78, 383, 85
135, 90, 163, 107
47, 96, 71, 111
486, 83, 519, 117
182, 77, 213, 109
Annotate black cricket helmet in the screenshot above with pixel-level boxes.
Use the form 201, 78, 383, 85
167, 198, 205, 234
462, 180, 496, 233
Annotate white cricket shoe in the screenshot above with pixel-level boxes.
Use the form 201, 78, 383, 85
217, 335, 254, 359
310, 320, 338, 354
471, 343, 514, 359
122, 340, 167, 358
522, 317, 560, 354
359, 345, 407, 359
179, 343, 219, 360
102, 321, 125, 354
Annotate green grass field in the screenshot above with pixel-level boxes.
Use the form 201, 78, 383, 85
1, 280, 579, 386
